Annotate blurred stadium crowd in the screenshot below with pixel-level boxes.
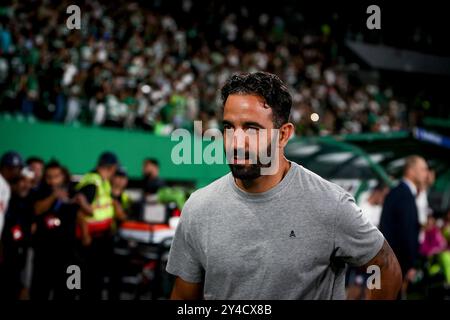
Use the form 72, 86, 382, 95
0, 150, 179, 299
0, 0, 409, 136
1, 0, 449, 300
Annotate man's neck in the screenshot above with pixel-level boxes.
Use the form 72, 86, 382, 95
403, 177, 418, 196
235, 157, 291, 193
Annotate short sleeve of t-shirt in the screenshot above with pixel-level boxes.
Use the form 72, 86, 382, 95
334, 192, 385, 266
166, 198, 204, 283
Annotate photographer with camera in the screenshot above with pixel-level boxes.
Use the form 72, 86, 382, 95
30, 160, 79, 300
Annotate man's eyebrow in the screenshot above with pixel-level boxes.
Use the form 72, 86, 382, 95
242, 121, 265, 129
222, 120, 266, 129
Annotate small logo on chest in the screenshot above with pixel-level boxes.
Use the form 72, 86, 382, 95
289, 230, 296, 238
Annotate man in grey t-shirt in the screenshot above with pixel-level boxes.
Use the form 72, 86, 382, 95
166, 72, 402, 300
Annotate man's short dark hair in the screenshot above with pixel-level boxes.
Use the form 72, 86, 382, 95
221, 71, 292, 127
115, 167, 128, 178
45, 159, 62, 171
98, 151, 119, 167
374, 181, 388, 192
45, 159, 70, 184
144, 158, 159, 167
26, 156, 44, 166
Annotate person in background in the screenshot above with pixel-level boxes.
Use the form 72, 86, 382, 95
111, 167, 131, 219
109, 167, 130, 299
30, 160, 79, 300
0, 152, 24, 239
0, 167, 34, 299
0, 163, 11, 241
419, 215, 450, 286
359, 182, 390, 228
75, 151, 122, 299
379, 155, 429, 287
416, 169, 435, 227
443, 210, 450, 250
25, 157, 44, 191
142, 158, 166, 196
347, 182, 390, 299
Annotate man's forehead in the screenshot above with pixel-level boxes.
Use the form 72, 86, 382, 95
422, 161, 429, 169
416, 158, 427, 167
224, 94, 267, 108
223, 94, 272, 121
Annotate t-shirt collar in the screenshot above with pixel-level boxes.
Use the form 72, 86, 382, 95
228, 161, 297, 201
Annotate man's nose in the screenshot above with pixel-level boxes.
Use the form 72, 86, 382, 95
233, 130, 244, 142
229, 129, 247, 147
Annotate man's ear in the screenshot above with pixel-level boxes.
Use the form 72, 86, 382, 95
278, 122, 294, 148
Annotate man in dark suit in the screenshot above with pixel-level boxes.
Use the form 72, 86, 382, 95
379, 155, 429, 282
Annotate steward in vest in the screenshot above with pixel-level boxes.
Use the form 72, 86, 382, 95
75, 151, 123, 299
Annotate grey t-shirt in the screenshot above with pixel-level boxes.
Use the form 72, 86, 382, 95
166, 162, 385, 299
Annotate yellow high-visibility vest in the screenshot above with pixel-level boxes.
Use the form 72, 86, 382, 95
76, 172, 114, 235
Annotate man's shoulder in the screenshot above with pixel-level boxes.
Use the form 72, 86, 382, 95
183, 173, 231, 213
0, 173, 9, 189
387, 182, 410, 198
287, 163, 353, 226
385, 182, 415, 207
295, 163, 348, 202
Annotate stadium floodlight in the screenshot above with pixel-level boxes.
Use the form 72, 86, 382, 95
141, 84, 151, 94
311, 113, 320, 122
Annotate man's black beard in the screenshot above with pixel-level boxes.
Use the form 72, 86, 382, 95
228, 144, 273, 181
229, 163, 263, 181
